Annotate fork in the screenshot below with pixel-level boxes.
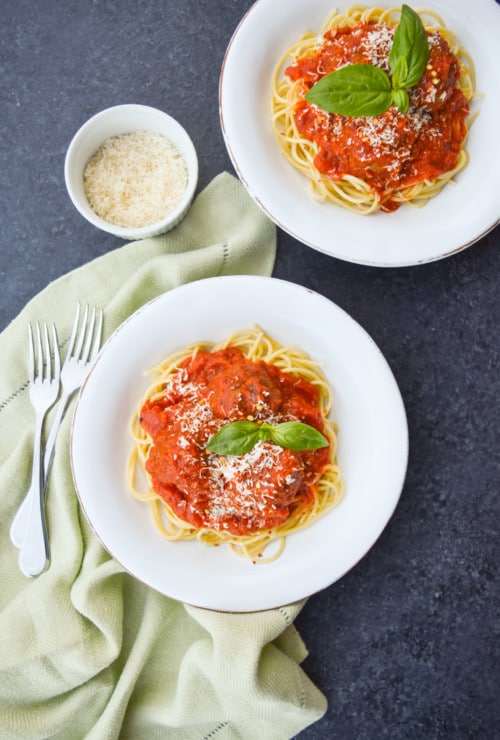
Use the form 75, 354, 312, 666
17, 323, 61, 577
13, 305, 103, 574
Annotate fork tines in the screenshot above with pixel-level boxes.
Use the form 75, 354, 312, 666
28, 322, 60, 386
69, 304, 103, 365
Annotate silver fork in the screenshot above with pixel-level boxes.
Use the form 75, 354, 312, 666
17, 323, 61, 577
13, 305, 103, 574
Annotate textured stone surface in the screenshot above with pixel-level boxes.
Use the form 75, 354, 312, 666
1, 1, 498, 737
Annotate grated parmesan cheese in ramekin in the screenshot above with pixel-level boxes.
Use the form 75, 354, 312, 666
83, 130, 188, 228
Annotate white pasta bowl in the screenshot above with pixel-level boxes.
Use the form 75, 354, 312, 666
71, 275, 409, 611
64, 104, 198, 240
220, 0, 500, 267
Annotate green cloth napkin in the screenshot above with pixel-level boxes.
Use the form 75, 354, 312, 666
0, 173, 327, 739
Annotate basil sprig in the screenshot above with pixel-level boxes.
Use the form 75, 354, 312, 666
304, 4, 429, 117
390, 3, 429, 88
206, 420, 329, 456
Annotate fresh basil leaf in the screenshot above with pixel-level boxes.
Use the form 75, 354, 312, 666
389, 4, 429, 88
391, 55, 409, 90
206, 420, 263, 455
303, 5, 429, 119
206, 420, 329, 455
305, 63, 393, 117
269, 422, 329, 451
392, 88, 409, 113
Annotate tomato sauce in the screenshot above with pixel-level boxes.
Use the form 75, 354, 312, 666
286, 22, 470, 211
139, 347, 330, 536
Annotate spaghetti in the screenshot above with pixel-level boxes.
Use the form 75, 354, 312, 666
127, 327, 343, 563
271, 6, 476, 213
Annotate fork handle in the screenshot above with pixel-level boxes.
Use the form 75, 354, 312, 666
10, 391, 71, 549
19, 413, 49, 577
9, 488, 30, 549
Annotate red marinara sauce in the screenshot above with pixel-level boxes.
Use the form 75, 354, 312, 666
285, 21, 470, 211
139, 347, 331, 536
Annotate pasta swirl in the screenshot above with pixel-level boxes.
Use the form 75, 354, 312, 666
271, 6, 476, 214
127, 326, 344, 563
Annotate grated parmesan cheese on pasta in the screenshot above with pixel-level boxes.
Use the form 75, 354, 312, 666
83, 130, 188, 228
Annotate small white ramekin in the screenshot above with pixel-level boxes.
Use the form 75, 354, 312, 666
64, 104, 198, 240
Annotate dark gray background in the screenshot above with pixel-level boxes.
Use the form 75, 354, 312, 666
1, 1, 498, 738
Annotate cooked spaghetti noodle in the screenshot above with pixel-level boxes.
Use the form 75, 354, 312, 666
271, 6, 476, 213
128, 326, 343, 563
